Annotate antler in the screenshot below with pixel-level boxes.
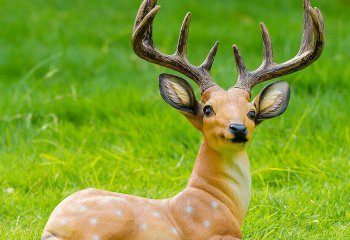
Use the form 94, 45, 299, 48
132, 0, 219, 92
233, 0, 324, 93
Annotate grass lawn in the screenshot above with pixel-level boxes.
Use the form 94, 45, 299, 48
0, 0, 349, 239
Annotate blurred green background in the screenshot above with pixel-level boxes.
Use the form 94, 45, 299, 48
0, 0, 349, 238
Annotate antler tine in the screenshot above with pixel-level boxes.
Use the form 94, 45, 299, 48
232, 45, 248, 77
233, 0, 324, 93
309, 6, 324, 55
132, 0, 218, 92
231, 45, 251, 91
201, 41, 220, 71
132, 4, 160, 52
260, 23, 274, 66
298, 0, 313, 53
133, 0, 157, 33
176, 13, 191, 57
314, 8, 324, 32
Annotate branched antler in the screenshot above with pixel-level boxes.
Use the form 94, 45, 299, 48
132, 0, 219, 92
132, 0, 324, 94
233, 0, 324, 92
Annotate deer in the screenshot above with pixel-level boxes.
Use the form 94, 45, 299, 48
42, 0, 324, 239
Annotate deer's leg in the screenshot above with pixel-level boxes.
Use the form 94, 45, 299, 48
41, 232, 62, 240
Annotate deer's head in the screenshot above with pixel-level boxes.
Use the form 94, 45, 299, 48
132, 0, 324, 152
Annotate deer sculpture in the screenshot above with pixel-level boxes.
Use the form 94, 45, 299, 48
42, 0, 324, 239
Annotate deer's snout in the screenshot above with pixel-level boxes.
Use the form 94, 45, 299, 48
229, 124, 248, 142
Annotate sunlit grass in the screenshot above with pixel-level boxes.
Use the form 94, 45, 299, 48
0, 0, 349, 239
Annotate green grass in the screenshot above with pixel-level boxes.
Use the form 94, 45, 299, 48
0, 0, 349, 239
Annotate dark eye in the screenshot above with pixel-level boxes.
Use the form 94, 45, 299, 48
203, 105, 213, 116
247, 110, 256, 120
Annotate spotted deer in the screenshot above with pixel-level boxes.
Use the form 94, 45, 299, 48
42, 0, 324, 239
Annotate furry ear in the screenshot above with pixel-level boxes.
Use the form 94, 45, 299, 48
159, 73, 199, 114
253, 81, 290, 121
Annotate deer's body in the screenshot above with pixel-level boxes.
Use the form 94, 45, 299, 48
44, 114, 250, 239
43, 0, 324, 239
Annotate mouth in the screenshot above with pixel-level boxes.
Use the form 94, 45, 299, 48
223, 135, 248, 144
230, 137, 248, 143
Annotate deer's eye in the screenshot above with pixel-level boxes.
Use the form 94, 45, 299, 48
247, 110, 256, 120
203, 105, 214, 116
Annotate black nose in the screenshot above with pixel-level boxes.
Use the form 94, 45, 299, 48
229, 124, 247, 135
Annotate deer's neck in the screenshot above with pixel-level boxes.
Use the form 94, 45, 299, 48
186, 140, 251, 223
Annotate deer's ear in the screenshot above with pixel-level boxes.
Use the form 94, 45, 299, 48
159, 73, 199, 114
253, 81, 290, 121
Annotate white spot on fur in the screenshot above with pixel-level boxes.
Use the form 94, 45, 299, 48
211, 200, 219, 209
102, 197, 121, 204
152, 211, 161, 218
79, 206, 87, 211
89, 218, 97, 225
171, 227, 179, 235
115, 209, 123, 218
140, 223, 148, 230
102, 198, 113, 203
92, 234, 100, 240
203, 220, 211, 228
185, 205, 193, 213
59, 218, 68, 225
